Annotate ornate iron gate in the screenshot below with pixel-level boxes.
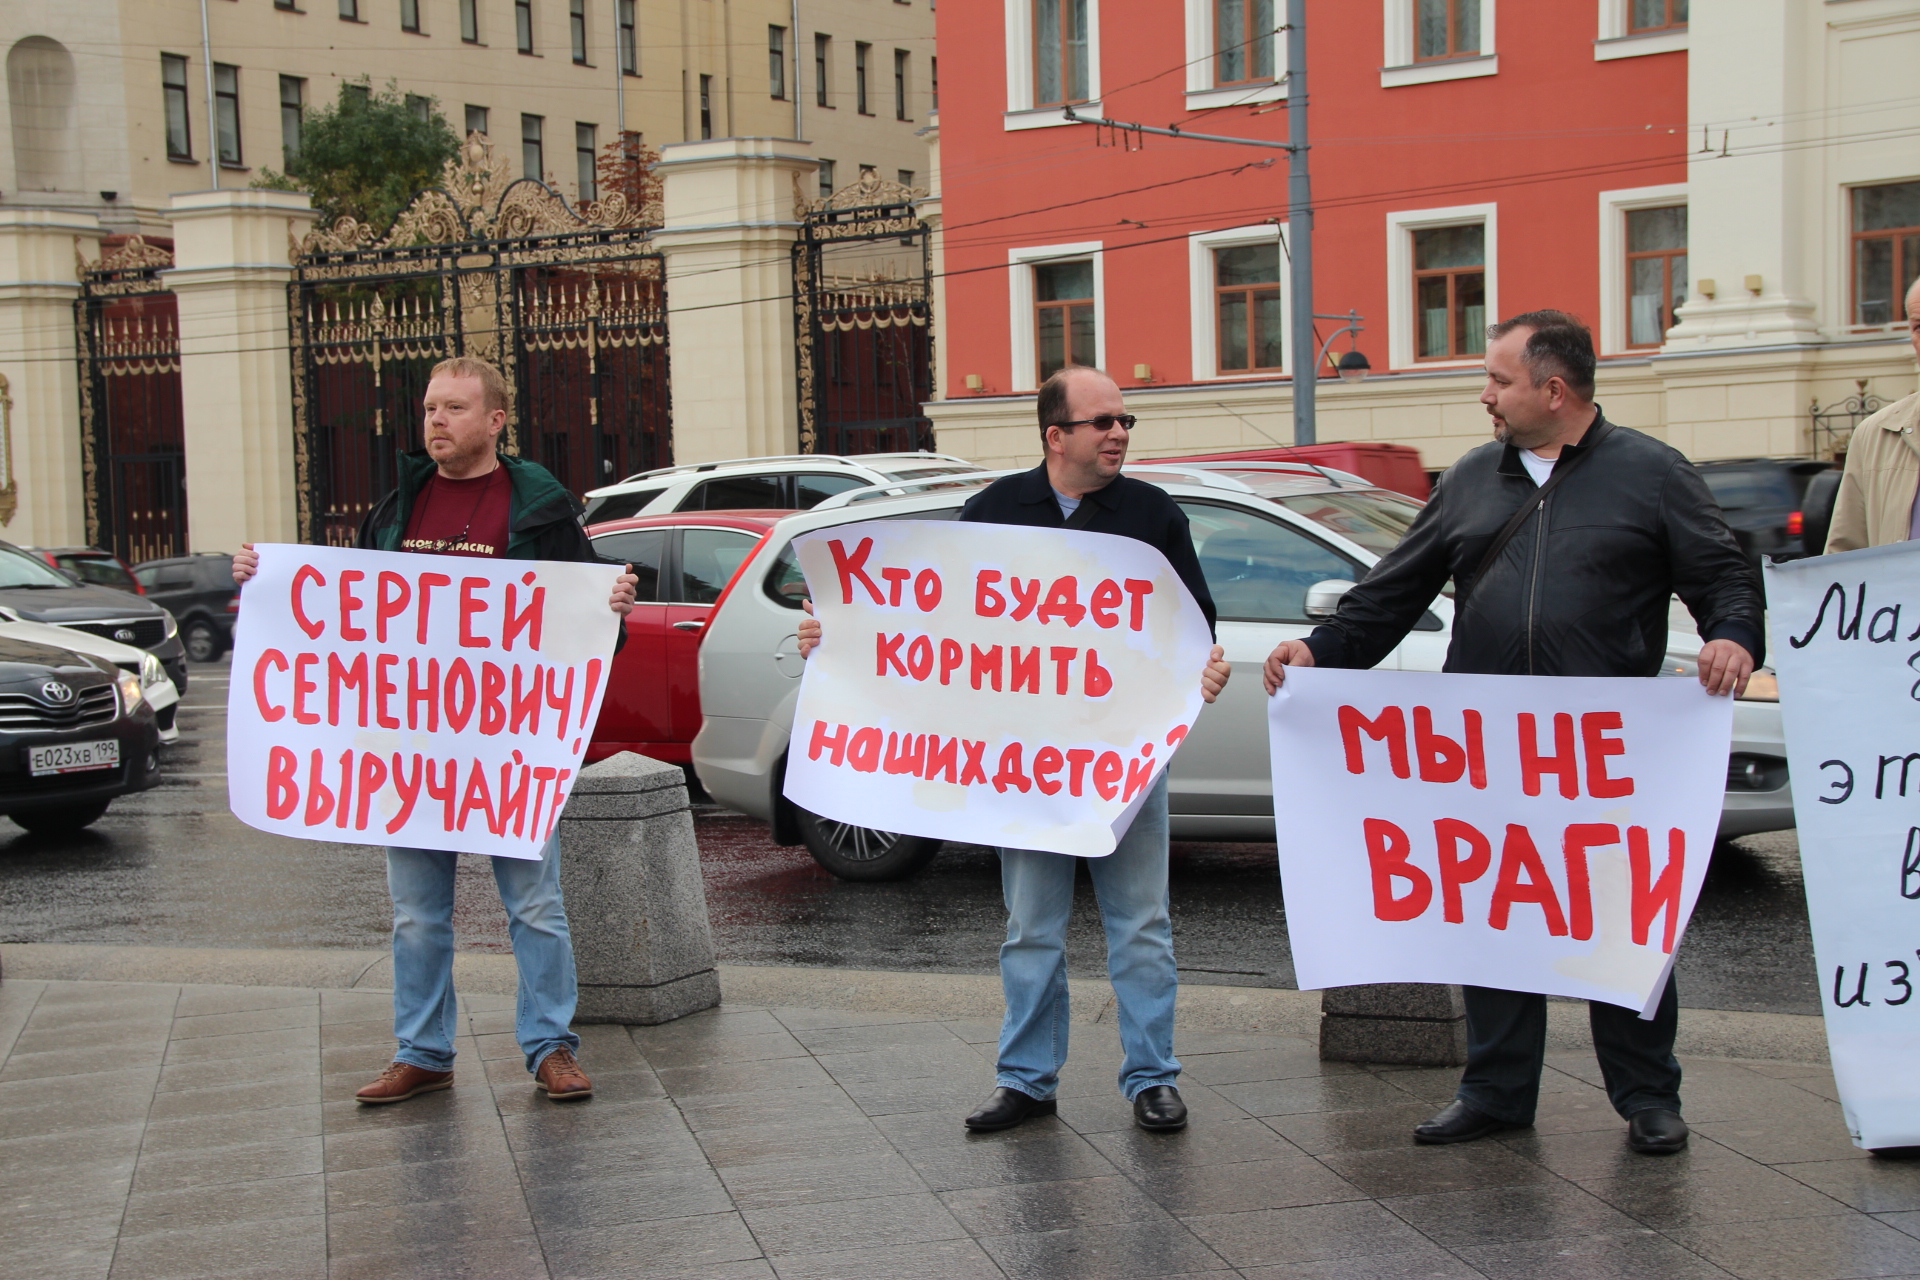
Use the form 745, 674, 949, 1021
290, 135, 669, 546
75, 237, 187, 563
793, 174, 935, 456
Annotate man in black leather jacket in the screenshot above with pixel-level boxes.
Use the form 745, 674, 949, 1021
1263, 311, 1762, 1156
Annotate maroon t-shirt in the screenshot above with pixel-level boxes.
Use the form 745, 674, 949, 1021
401, 466, 512, 558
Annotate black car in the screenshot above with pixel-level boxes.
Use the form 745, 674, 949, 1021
0, 541, 188, 692
1696, 458, 1833, 566
0, 634, 161, 833
131, 553, 237, 663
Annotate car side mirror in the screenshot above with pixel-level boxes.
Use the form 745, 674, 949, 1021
1303, 579, 1356, 620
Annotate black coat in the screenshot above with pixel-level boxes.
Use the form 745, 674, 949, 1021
959, 462, 1218, 636
1302, 413, 1764, 676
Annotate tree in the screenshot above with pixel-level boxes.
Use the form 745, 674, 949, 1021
595, 131, 663, 220
254, 79, 460, 231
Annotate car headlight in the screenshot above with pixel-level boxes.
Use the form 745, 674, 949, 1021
1657, 654, 1698, 679
161, 609, 178, 640
139, 650, 166, 690
117, 670, 144, 712
1738, 670, 1780, 702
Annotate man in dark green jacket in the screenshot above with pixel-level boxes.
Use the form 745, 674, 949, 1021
236, 357, 636, 1106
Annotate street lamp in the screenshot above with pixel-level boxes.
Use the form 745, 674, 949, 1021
1336, 351, 1371, 383
1312, 310, 1370, 383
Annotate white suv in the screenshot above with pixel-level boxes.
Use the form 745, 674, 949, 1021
581, 452, 983, 524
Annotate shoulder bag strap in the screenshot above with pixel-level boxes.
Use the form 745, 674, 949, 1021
1063, 494, 1102, 530
1456, 423, 1613, 606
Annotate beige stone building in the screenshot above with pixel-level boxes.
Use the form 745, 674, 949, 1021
0, 0, 934, 236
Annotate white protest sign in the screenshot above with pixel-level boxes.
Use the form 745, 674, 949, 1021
1769, 542, 1920, 1149
1269, 667, 1732, 1014
228, 544, 623, 859
782, 519, 1215, 857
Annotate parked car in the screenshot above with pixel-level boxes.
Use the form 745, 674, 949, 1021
1798, 466, 1845, 556
0, 541, 187, 693
584, 510, 790, 765
1158, 442, 1431, 499
0, 616, 179, 743
1696, 458, 1833, 566
131, 553, 239, 662
693, 462, 1794, 880
26, 547, 144, 595
581, 452, 983, 524
0, 633, 162, 833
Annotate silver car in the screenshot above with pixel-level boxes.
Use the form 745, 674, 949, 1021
692, 462, 1793, 880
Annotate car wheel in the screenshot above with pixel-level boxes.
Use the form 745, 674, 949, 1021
183, 621, 223, 663
794, 806, 942, 881
12, 801, 111, 835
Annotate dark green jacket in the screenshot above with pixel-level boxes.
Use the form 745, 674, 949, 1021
356, 450, 601, 562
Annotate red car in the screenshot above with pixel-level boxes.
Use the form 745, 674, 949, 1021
585, 510, 791, 765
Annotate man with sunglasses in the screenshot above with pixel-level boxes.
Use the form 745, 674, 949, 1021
800, 365, 1231, 1133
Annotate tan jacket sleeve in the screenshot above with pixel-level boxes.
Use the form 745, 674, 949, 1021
1826, 457, 1870, 554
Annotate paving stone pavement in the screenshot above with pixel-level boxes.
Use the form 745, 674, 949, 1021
7, 977, 1920, 1280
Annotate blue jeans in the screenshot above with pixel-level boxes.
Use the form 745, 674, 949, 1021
994, 773, 1179, 1101
387, 835, 580, 1075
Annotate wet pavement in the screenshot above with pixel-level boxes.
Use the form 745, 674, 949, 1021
4, 974, 1915, 1280
0, 659, 1820, 1016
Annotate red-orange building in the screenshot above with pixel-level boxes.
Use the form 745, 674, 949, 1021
920, 0, 1920, 471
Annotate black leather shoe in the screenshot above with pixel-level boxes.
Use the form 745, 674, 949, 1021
1133, 1085, 1188, 1132
964, 1087, 1056, 1132
1628, 1108, 1689, 1154
1413, 1099, 1525, 1145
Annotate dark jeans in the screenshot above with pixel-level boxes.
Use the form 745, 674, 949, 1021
1456, 974, 1681, 1125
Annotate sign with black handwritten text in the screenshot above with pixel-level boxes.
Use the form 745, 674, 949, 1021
1269, 667, 1733, 1017
781, 520, 1215, 858
1771, 541, 1920, 1149
227, 544, 623, 860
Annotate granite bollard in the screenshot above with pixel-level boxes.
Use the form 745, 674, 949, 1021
557, 751, 721, 1024
1319, 983, 1468, 1066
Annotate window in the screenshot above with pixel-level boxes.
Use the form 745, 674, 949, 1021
855, 43, 871, 114
897, 169, 915, 188
1383, 0, 1495, 83
618, 0, 637, 72
521, 113, 544, 179
465, 103, 489, 135
162, 54, 192, 160
461, 0, 479, 41
274, 0, 299, 10
345, 82, 370, 105
931, 56, 938, 109
1853, 181, 1920, 327
575, 123, 597, 201
1215, 243, 1283, 373
1416, 0, 1478, 60
679, 475, 782, 511
682, 529, 763, 604
516, 0, 534, 53
699, 74, 713, 138
1035, 0, 1090, 107
894, 49, 909, 119
570, 0, 588, 63
769, 26, 787, 99
818, 158, 835, 197
279, 75, 305, 162
1182, 503, 1359, 624
1625, 205, 1686, 348
1413, 225, 1485, 359
589, 529, 665, 600
404, 93, 431, 121
214, 64, 242, 166
1629, 0, 1686, 33
815, 35, 832, 107
339, 0, 359, 18
793, 474, 866, 507
401, 0, 421, 33
1215, 0, 1274, 85
1035, 259, 1096, 383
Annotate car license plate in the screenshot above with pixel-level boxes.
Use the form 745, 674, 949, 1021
29, 740, 120, 777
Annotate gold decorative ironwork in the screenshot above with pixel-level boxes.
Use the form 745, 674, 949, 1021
804, 169, 927, 214
75, 235, 176, 296
91, 313, 182, 377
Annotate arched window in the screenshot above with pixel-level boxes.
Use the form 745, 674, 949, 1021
7, 37, 78, 192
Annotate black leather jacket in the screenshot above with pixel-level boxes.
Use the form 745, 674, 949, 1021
1302, 412, 1765, 676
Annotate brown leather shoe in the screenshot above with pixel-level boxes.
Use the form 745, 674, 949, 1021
355, 1061, 453, 1105
535, 1047, 592, 1100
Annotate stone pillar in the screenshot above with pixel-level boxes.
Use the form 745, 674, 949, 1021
919, 117, 947, 406
164, 190, 316, 554
1320, 983, 1467, 1067
558, 751, 721, 1024
0, 210, 100, 548
650, 138, 817, 464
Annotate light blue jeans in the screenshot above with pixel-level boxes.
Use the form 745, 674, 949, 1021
995, 773, 1179, 1101
386, 834, 580, 1075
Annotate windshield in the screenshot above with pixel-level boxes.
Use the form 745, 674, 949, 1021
1268, 490, 1425, 556
57, 555, 139, 592
0, 549, 81, 589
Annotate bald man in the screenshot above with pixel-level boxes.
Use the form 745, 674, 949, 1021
1828, 277, 1920, 552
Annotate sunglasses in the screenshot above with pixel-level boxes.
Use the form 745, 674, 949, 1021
1049, 414, 1138, 432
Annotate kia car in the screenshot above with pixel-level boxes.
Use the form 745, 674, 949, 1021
0, 634, 162, 833
691, 463, 1794, 880
0, 540, 188, 692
